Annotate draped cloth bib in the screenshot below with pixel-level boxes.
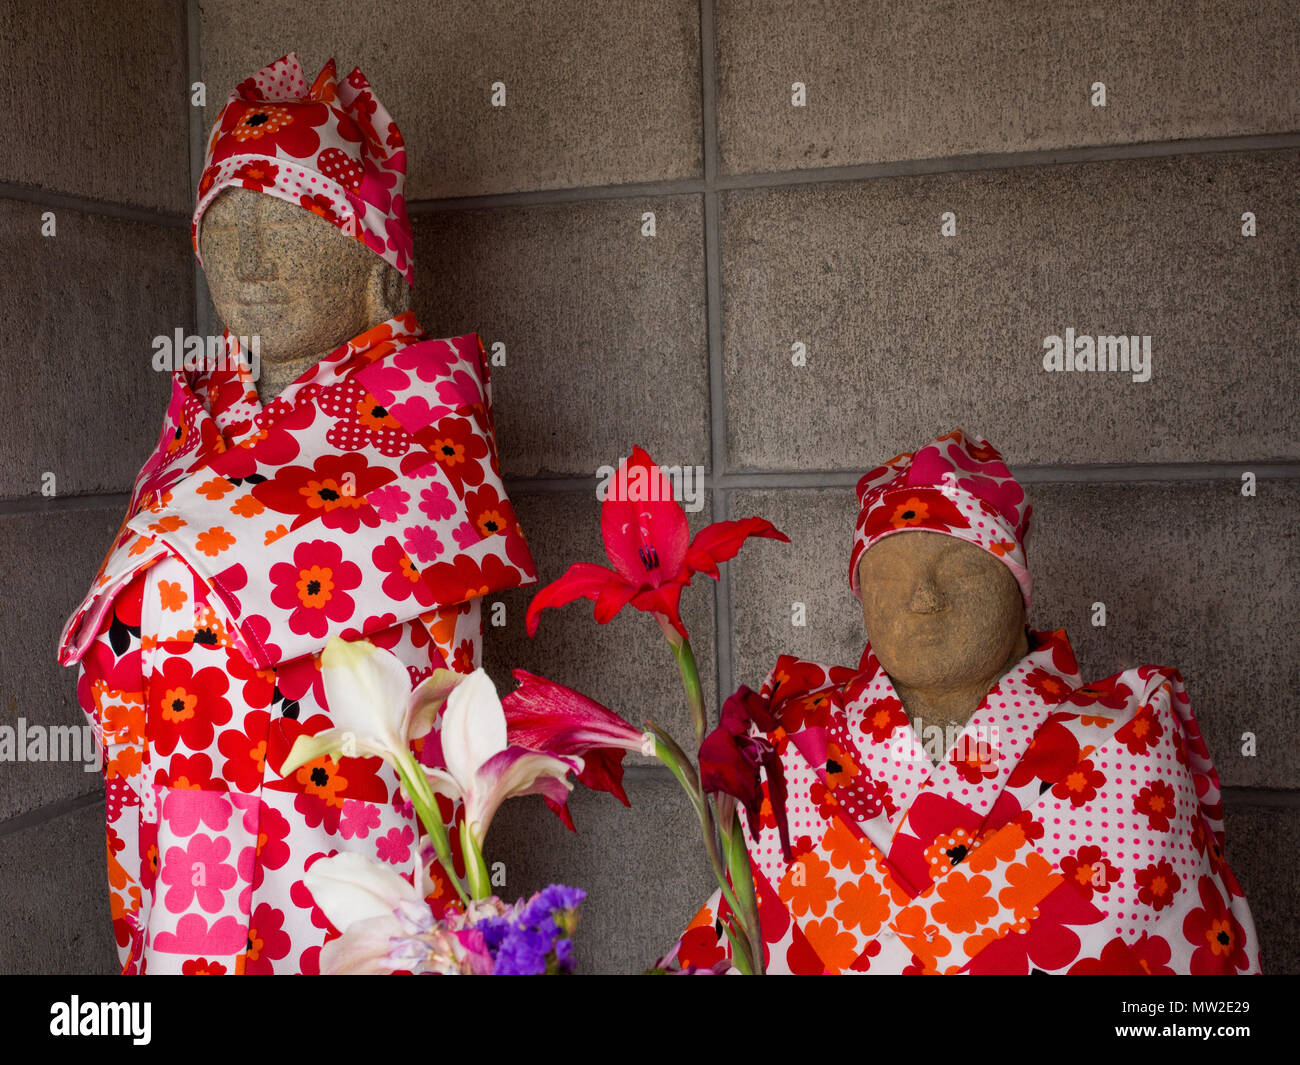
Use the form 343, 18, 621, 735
669, 630, 1261, 975
59, 311, 536, 974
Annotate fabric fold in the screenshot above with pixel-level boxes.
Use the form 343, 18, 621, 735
60, 316, 535, 672
667, 630, 1260, 975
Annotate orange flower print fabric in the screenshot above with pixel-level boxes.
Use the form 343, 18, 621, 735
59, 312, 535, 974
665, 630, 1260, 975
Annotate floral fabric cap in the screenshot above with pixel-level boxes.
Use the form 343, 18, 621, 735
848, 429, 1033, 610
193, 52, 413, 285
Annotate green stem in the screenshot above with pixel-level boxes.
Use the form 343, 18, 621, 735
659, 623, 766, 974
650, 729, 744, 922
723, 808, 765, 975
670, 637, 708, 748
651, 726, 758, 975
460, 820, 493, 901
395, 755, 470, 908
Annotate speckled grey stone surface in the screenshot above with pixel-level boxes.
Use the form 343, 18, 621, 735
1223, 803, 1299, 975
0, 199, 189, 499
723, 485, 861, 692
721, 149, 1299, 471
722, 150, 1300, 470
199, 0, 703, 198
1029, 480, 1299, 790
0, 798, 117, 974
729, 479, 1299, 788
0, 505, 127, 821
412, 195, 709, 476
0, 0, 189, 212
716, 0, 1300, 175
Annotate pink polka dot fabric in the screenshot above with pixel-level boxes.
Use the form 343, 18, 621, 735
193, 52, 413, 285
668, 630, 1261, 975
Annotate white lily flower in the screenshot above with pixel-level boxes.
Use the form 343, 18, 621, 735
306, 851, 489, 975
278, 636, 463, 779
424, 668, 582, 848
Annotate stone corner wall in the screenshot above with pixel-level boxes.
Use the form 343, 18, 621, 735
1, 0, 1295, 974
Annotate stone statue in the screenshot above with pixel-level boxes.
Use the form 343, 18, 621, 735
856, 531, 1027, 747
59, 52, 536, 975
667, 429, 1259, 974
199, 187, 410, 401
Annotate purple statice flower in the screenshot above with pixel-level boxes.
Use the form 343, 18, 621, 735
475, 915, 513, 952
464, 884, 586, 974
521, 884, 586, 927
493, 926, 556, 975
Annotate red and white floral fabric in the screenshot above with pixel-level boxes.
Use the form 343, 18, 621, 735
669, 630, 1261, 974
849, 429, 1033, 610
194, 52, 413, 284
58, 312, 535, 973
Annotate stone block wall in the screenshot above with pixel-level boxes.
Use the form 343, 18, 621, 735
1, 0, 1295, 973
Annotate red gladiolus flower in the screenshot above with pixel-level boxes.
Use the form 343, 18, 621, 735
698, 685, 793, 861
525, 446, 788, 639
501, 670, 653, 824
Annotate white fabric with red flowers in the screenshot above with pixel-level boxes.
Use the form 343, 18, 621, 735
58, 311, 535, 973
849, 429, 1034, 611
193, 52, 413, 284
670, 629, 1261, 975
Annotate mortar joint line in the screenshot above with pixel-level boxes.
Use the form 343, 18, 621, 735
700, 0, 734, 715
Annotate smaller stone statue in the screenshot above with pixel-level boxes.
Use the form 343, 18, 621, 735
668, 429, 1259, 975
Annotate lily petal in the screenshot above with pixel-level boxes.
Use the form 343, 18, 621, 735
279, 728, 349, 777
320, 636, 412, 761
685, 517, 790, 580
402, 668, 466, 744
318, 912, 408, 975
503, 669, 648, 755
525, 561, 632, 635
304, 851, 422, 933
466, 747, 581, 844
423, 767, 464, 804
601, 446, 689, 586
439, 668, 508, 791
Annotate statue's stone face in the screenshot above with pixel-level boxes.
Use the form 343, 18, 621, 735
199, 188, 388, 365
858, 531, 1025, 694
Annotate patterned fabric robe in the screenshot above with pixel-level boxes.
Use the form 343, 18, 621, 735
58, 311, 536, 974
671, 629, 1260, 974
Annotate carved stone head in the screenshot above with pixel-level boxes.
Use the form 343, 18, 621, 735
199, 187, 410, 381
857, 530, 1027, 704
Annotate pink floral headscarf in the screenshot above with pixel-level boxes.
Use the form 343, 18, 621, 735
848, 429, 1033, 610
193, 52, 413, 284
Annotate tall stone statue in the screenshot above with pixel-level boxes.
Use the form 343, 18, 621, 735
58, 53, 536, 974
669, 429, 1259, 974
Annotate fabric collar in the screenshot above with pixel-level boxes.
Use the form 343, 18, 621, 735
767, 629, 1083, 877
59, 312, 535, 668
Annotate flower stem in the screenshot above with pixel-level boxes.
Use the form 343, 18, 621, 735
460, 820, 493, 901
650, 729, 744, 921
396, 755, 470, 908
723, 808, 765, 975
658, 626, 766, 974
670, 637, 708, 748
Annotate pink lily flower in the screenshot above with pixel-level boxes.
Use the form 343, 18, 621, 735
502, 670, 655, 823
423, 669, 581, 849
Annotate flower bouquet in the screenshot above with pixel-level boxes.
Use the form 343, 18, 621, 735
277, 637, 653, 974
526, 446, 791, 973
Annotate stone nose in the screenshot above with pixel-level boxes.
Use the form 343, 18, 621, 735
908, 575, 945, 613
235, 213, 277, 281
